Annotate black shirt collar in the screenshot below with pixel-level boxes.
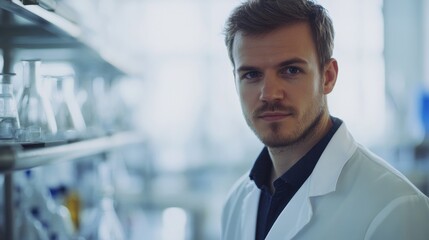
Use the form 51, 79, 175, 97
249, 117, 343, 190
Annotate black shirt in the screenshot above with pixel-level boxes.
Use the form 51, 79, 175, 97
250, 117, 342, 240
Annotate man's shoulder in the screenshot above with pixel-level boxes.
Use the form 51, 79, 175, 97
341, 145, 428, 201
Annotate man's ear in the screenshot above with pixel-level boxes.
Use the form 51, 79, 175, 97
323, 58, 338, 94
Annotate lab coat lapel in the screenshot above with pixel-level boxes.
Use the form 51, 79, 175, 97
240, 181, 260, 240
265, 124, 358, 240
265, 179, 313, 240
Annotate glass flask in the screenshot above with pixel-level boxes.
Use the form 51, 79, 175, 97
0, 73, 20, 140
47, 75, 86, 140
80, 76, 110, 137
18, 59, 57, 142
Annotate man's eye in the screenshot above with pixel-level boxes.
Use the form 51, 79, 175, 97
282, 67, 301, 75
242, 71, 262, 80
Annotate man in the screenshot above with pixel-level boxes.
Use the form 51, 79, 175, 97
221, 0, 429, 239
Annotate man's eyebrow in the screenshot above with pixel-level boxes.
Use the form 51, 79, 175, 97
236, 65, 260, 73
236, 57, 308, 73
277, 58, 308, 67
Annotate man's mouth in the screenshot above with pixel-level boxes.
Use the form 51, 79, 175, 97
258, 112, 292, 122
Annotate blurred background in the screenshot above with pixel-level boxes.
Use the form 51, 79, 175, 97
0, 0, 428, 239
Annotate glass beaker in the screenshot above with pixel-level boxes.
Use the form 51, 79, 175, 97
47, 75, 86, 140
0, 73, 20, 140
18, 59, 57, 142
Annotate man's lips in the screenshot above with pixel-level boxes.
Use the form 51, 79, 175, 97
258, 112, 292, 121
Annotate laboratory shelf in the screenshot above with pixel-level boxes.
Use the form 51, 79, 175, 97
0, 132, 145, 172
0, 0, 132, 75
0, 2, 145, 239
0, 132, 146, 240
0, 0, 80, 49
0, 0, 80, 39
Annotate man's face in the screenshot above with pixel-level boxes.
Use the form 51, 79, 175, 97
232, 22, 334, 147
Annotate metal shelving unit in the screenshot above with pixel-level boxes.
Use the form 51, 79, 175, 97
0, 1, 144, 239
0, 0, 81, 38
0, 133, 146, 240
0, 0, 129, 76
0, 132, 145, 172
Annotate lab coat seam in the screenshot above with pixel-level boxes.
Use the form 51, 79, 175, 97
356, 147, 425, 194
363, 194, 423, 240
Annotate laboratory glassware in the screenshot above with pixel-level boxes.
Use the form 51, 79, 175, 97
18, 60, 57, 142
0, 73, 20, 140
47, 75, 86, 140
79, 158, 125, 240
80, 76, 110, 137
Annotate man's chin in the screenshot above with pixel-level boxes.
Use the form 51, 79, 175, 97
259, 135, 297, 148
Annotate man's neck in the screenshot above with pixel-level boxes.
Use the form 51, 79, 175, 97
267, 114, 333, 186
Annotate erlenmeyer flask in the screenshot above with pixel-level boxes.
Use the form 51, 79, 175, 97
80, 77, 110, 137
48, 75, 86, 140
18, 59, 57, 142
0, 73, 20, 140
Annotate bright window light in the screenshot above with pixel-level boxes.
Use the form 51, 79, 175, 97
161, 207, 188, 240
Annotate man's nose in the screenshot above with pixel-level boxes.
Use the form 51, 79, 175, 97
259, 75, 285, 102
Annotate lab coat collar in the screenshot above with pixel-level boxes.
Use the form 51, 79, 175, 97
266, 122, 358, 239
309, 122, 358, 196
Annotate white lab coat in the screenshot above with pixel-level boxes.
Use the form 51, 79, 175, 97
221, 123, 429, 240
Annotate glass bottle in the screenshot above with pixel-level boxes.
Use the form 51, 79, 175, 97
97, 159, 125, 240
0, 73, 20, 140
79, 158, 125, 240
18, 60, 57, 142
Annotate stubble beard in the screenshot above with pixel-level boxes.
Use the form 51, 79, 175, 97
245, 97, 326, 148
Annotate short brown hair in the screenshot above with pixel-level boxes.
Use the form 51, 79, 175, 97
224, 0, 334, 69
